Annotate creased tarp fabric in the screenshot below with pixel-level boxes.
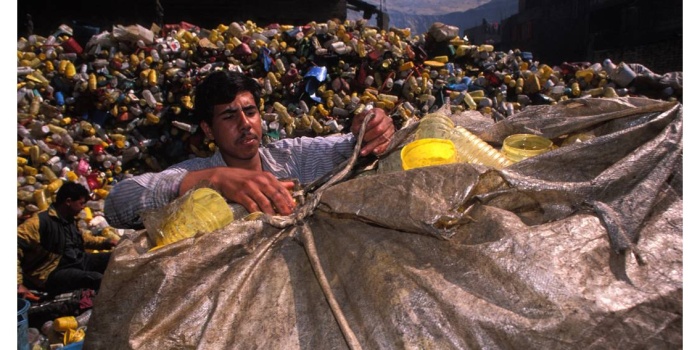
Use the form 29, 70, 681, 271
84, 97, 682, 349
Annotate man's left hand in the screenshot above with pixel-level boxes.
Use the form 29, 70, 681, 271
350, 107, 395, 157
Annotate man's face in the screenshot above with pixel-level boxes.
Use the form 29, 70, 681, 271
201, 91, 262, 165
66, 197, 87, 217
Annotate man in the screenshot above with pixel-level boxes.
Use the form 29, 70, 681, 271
105, 69, 395, 229
18, 182, 119, 297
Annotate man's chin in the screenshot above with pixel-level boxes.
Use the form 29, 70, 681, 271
233, 145, 259, 160
236, 153, 257, 160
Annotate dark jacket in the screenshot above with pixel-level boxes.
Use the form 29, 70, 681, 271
17, 206, 111, 289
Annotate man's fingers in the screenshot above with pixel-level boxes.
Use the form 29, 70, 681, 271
361, 122, 395, 156
238, 193, 266, 215
280, 181, 296, 191
269, 189, 295, 215
221, 173, 298, 216
247, 182, 296, 216
361, 132, 389, 156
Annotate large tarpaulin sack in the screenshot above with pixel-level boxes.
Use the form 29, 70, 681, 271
85, 97, 682, 349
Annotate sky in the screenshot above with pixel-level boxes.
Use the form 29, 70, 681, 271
3, 0, 698, 345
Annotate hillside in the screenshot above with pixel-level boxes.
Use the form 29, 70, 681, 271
386, 0, 518, 35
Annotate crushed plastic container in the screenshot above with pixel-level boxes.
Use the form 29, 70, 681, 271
144, 187, 234, 248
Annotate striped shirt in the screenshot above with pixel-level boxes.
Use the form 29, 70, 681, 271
104, 133, 356, 228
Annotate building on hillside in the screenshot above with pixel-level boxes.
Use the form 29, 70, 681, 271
498, 0, 682, 73
464, 18, 503, 47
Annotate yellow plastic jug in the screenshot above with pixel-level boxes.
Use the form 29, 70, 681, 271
401, 138, 456, 170
150, 187, 234, 248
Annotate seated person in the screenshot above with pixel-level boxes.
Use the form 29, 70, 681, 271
104, 70, 395, 229
18, 182, 119, 297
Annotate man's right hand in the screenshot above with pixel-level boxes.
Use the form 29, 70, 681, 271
181, 167, 297, 216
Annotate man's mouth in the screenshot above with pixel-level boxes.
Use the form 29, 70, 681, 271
239, 134, 259, 146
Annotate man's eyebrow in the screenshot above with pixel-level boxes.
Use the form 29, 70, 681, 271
217, 104, 257, 116
217, 106, 240, 116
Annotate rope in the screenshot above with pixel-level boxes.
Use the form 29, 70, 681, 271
256, 112, 375, 349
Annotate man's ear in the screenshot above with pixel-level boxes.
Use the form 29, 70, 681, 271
200, 121, 214, 140
61, 197, 74, 208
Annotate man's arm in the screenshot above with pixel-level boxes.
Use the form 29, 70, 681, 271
104, 156, 222, 229
105, 153, 297, 225
81, 229, 118, 250
104, 170, 185, 229
180, 167, 297, 216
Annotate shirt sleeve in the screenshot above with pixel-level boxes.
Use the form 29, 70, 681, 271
81, 229, 111, 250
260, 133, 356, 185
104, 154, 225, 229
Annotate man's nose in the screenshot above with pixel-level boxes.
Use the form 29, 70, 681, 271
239, 115, 252, 130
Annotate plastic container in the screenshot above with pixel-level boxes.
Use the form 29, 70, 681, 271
18, 298, 30, 350
64, 327, 86, 345
147, 187, 235, 248
501, 134, 553, 162
449, 127, 513, 170
610, 62, 636, 87
53, 316, 78, 332
414, 113, 454, 140
401, 138, 456, 170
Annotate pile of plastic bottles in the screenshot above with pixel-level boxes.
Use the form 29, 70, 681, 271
16, 19, 682, 228
15, 17, 684, 350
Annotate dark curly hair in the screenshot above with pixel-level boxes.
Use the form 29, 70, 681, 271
55, 181, 90, 204
193, 70, 262, 125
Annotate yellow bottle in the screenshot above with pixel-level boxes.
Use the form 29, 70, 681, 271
148, 188, 234, 248
53, 316, 78, 332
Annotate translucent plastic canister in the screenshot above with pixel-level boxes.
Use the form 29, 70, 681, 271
414, 113, 454, 140
501, 134, 553, 163
448, 127, 513, 170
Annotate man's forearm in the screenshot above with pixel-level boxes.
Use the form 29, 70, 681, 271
104, 154, 225, 228
104, 172, 183, 228
179, 167, 222, 196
